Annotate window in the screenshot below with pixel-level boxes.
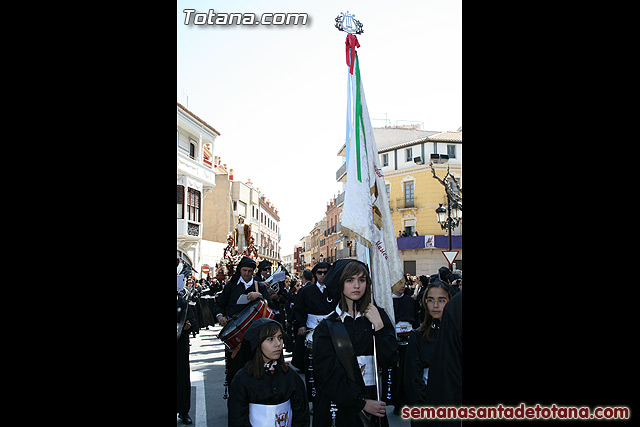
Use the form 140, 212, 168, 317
447, 144, 457, 159
189, 141, 196, 159
177, 185, 184, 219
238, 200, 247, 218
404, 181, 414, 207
187, 188, 201, 222
382, 153, 389, 166
405, 148, 413, 162
403, 260, 416, 276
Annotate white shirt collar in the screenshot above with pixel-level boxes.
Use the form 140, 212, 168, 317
239, 276, 254, 290
392, 293, 403, 299
316, 281, 326, 293
335, 304, 362, 322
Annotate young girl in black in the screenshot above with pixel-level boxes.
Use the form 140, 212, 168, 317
402, 279, 452, 425
228, 318, 309, 427
312, 259, 398, 427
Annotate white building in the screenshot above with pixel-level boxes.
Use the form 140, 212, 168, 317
177, 102, 220, 273
231, 178, 281, 265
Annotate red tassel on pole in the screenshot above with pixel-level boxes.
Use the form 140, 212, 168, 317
345, 34, 360, 74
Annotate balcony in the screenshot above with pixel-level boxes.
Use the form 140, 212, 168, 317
336, 245, 357, 259
395, 198, 415, 209
336, 161, 347, 182
177, 219, 201, 240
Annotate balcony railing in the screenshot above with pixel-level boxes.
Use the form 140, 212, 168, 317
395, 198, 415, 209
336, 161, 347, 181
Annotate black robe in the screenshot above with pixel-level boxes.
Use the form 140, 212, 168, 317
312, 306, 398, 427
213, 278, 271, 319
228, 365, 310, 427
293, 283, 336, 331
403, 327, 440, 405
292, 282, 336, 398
177, 295, 196, 415
213, 278, 273, 388
425, 291, 462, 427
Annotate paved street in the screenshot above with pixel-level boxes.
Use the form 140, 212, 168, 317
178, 324, 409, 426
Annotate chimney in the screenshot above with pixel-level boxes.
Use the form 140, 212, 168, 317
229, 168, 234, 180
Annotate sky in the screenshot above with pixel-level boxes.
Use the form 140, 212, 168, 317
177, 0, 461, 255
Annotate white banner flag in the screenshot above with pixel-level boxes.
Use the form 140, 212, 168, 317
341, 49, 404, 325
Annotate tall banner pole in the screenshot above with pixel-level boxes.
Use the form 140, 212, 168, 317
336, 11, 405, 405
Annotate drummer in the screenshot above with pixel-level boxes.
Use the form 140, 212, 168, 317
214, 256, 272, 387
214, 256, 271, 325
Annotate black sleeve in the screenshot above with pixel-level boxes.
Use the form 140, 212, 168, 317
257, 282, 272, 303
426, 292, 462, 407
213, 282, 231, 317
186, 304, 196, 327
293, 287, 307, 330
228, 370, 252, 427
291, 371, 310, 427
312, 319, 366, 412
403, 332, 428, 404
373, 307, 398, 369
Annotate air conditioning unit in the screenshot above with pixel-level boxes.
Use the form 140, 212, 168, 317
413, 156, 423, 164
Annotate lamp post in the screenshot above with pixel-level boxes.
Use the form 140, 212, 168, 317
435, 196, 462, 252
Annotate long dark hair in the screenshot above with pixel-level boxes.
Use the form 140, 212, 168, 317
244, 321, 289, 379
338, 261, 372, 314
417, 280, 452, 343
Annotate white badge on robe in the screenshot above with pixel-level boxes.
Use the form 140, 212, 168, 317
357, 355, 376, 386
306, 313, 328, 329
422, 367, 429, 385
249, 399, 292, 427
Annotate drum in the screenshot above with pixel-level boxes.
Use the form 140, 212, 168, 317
396, 321, 412, 346
304, 329, 315, 350
218, 299, 274, 350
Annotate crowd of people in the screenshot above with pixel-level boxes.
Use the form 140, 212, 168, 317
177, 256, 462, 427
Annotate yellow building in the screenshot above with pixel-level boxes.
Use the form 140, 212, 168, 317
336, 126, 462, 276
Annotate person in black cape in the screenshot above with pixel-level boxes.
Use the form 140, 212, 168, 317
293, 261, 332, 402
228, 318, 309, 427
312, 259, 398, 427
424, 290, 461, 427
177, 291, 196, 424
403, 279, 452, 425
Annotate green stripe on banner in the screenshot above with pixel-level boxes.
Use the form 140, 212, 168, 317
354, 52, 367, 182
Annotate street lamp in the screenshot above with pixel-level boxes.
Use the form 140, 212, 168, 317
435, 204, 447, 224
435, 199, 462, 251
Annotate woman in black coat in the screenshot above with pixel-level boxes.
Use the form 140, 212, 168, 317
312, 259, 398, 427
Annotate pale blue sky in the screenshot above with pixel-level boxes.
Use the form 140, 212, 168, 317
177, 0, 461, 253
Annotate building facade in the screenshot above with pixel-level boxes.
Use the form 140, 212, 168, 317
201, 156, 234, 273
378, 127, 463, 274
231, 179, 281, 266
331, 126, 463, 276
177, 103, 220, 273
